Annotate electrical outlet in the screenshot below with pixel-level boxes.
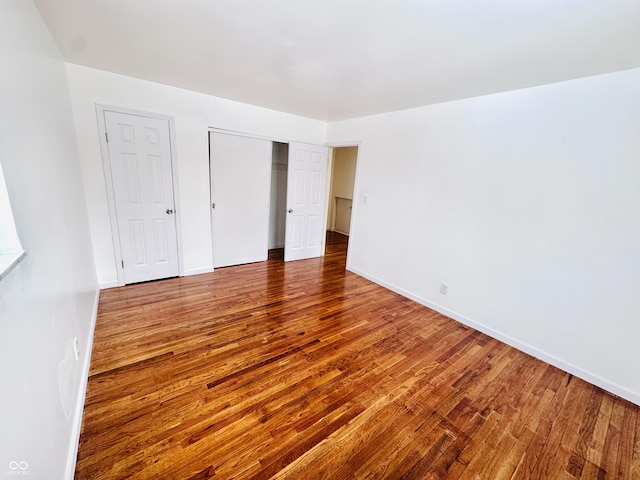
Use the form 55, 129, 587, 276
73, 337, 80, 360
440, 283, 449, 295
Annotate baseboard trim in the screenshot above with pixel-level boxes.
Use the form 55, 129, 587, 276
101, 266, 216, 287
65, 287, 100, 479
347, 265, 640, 407
181, 267, 214, 277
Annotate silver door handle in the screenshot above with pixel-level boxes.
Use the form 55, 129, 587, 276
288, 209, 293, 213
166, 209, 174, 215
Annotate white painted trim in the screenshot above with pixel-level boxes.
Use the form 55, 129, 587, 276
346, 145, 363, 270
347, 265, 640, 407
325, 140, 362, 148
326, 150, 337, 233
322, 147, 333, 256
99, 280, 120, 290
95, 106, 124, 286
95, 104, 183, 285
0, 250, 26, 281
64, 287, 100, 480
208, 127, 289, 145
325, 142, 361, 271
182, 266, 214, 277
167, 119, 185, 277
207, 131, 215, 273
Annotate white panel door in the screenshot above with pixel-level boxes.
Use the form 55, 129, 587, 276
285, 142, 329, 261
105, 111, 179, 284
210, 132, 272, 268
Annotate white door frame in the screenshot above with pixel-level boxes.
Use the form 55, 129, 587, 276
208, 127, 289, 144
96, 104, 183, 287
325, 141, 361, 271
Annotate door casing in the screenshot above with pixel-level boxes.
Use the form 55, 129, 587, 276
96, 104, 183, 287
325, 141, 362, 271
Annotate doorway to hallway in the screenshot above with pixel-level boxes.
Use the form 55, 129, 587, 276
326, 146, 358, 262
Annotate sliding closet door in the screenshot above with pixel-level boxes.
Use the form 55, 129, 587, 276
284, 142, 329, 261
210, 132, 272, 268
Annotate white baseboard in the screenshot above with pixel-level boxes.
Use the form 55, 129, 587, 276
65, 287, 100, 480
347, 266, 640, 407
181, 266, 214, 277
101, 266, 215, 287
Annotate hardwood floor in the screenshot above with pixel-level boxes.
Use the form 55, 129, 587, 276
76, 233, 640, 479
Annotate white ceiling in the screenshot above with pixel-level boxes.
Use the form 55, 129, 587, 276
34, 0, 640, 122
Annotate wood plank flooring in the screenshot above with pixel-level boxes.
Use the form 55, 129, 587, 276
76, 233, 640, 479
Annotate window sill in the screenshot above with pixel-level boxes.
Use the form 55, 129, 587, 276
0, 250, 26, 281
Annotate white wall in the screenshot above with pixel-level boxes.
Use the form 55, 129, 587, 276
327, 68, 640, 405
0, 2, 99, 479
65, 65, 326, 287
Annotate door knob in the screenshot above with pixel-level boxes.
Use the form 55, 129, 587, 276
288, 209, 293, 213
166, 208, 174, 215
